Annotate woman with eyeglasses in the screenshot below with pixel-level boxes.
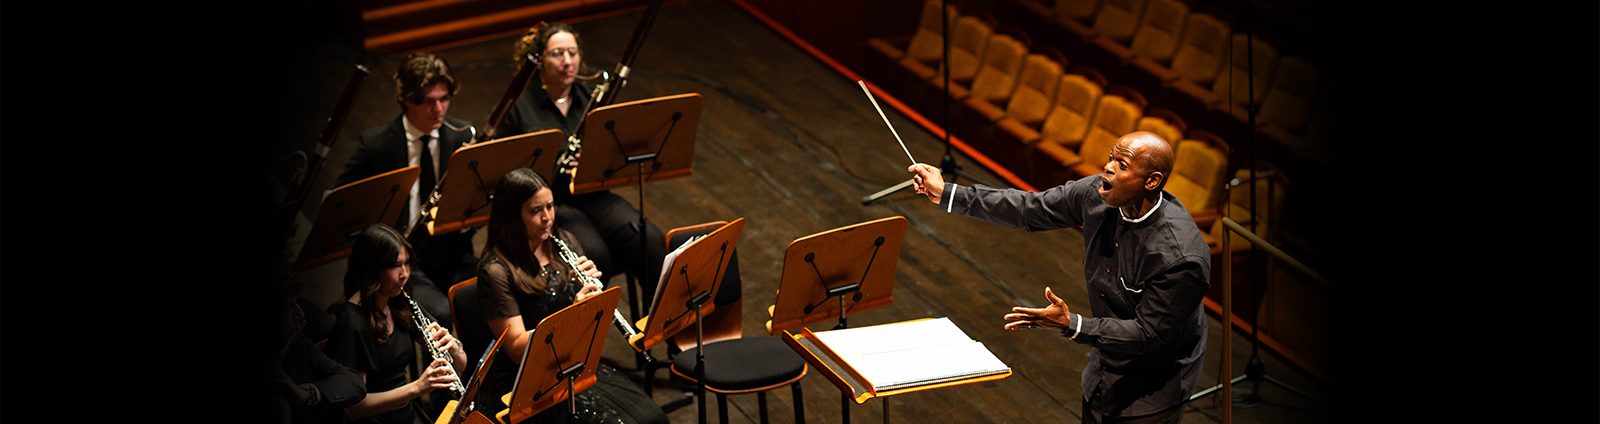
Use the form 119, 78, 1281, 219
497, 21, 668, 320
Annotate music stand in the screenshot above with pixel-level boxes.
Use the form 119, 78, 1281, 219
500, 287, 623, 424
437, 327, 513, 424
572, 93, 703, 356
424, 129, 566, 236
294, 166, 418, 270
571, 93, 701, 195
765, 216, 906, 424
766, 216, 907, 334
625, 218, 744, 424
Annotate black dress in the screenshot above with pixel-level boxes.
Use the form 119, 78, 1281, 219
326, 299, 437, 424
475, 231, 667, 424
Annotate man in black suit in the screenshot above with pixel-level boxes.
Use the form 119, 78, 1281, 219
337, 53, 474, 329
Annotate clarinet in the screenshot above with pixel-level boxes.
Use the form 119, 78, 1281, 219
402, 292, 466, 398
551, 237, 640, 339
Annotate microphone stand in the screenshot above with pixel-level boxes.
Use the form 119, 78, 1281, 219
862, 0, 992, 205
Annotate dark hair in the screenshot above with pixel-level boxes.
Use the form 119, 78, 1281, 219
513, 21, 581, 71
395, 52, 459, 106
345, 224, 416, 343
482, 168, 553, 290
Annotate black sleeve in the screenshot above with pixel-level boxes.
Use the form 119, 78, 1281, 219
947, 177, 1091, 231
335, 134, 379, 187
291, 335, 366, 408
478, 260, 522, 322
323, 304, 380, 375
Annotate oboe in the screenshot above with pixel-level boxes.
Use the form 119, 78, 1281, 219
402, 292, 466, 398
552, 237, 640, 339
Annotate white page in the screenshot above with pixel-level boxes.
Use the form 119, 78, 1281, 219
812, 317, 1010, 391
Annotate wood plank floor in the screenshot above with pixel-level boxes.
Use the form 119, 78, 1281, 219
290, 0, 1336, 422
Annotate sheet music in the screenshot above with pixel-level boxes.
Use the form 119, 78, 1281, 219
812, 317, 1010, 392
649, 234, 703, 312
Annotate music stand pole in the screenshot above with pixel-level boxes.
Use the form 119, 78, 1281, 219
688, 290, 711, 424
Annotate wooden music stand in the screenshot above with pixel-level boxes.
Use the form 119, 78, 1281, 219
570, 93, 701, 195
498, 287, 623, 424
764, 216, 907, 423
570, 93, 702, 336
425, 129, 566, 236
436, 327, 513, 424
625, 218, 744, 424
766, 216, 907, 335
294, 166, 419, 270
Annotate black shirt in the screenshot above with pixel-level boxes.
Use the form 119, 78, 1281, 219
942, 174, 1211, 416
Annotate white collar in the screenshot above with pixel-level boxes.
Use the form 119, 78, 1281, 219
401, 116, 439, 142
1120, 193, 1163, 223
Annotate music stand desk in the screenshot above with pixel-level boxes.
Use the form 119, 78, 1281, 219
766, 216, 907, 335
426, 129, 565, 235
295, 166, 419, 270
571, 93, 701, 195
499, 287, 623, 423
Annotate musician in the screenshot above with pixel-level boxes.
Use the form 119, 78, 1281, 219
325, 224, 469, 424
265, 279, 365, 424
337, 52, 475, 329
498, 22, 668, 299
474, 168, 666, 423
909, 132, 1210, 423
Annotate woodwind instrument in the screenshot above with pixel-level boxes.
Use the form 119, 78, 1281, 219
551, 237, 640, 339
276, 65, 368, 245
402, 292, 466, 398
553, 70, 609, 177
479, 54, 540, 143
554, 0, 663, 179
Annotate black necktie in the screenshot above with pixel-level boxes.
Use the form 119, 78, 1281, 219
419, 134, 437, 194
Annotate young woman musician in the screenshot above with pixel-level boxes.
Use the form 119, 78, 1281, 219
497, 22, 668, 301
325, 224, 468, 424
474, 168, 666, 423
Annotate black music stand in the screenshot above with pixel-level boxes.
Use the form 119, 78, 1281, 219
499, 287, 624, 424
294, 166, 418, 270
766, 216, 907, 424
625, 218, 744, 424
572, 93, 702, 352
423, 129, 565, 236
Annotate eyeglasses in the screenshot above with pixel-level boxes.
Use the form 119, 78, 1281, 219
544, 47, 580, 59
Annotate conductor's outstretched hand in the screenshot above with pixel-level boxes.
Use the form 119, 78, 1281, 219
1004, 287, 1072, 331
907, 163, 945, 204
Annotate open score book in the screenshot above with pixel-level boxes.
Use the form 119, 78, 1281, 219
811, 317, 1010, 392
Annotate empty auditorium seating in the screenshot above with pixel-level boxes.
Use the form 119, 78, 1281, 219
1166, 129, 1228, 227
1098, 0, 1189, 63
1137, 12, 1228, 86
1252, 56, 1320, 133
984, 52, 1065, 173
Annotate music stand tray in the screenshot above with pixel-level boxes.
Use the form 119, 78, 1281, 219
427, 129, 566, 235
766, 216, 908, 335
626, 218, 745, 352
499, 287, 623, 423
571, 93, 702, 195
295, 166, 419, 270
781, 317, 1012, 404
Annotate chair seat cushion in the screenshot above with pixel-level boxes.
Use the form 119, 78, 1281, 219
672, 337, 805, 391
